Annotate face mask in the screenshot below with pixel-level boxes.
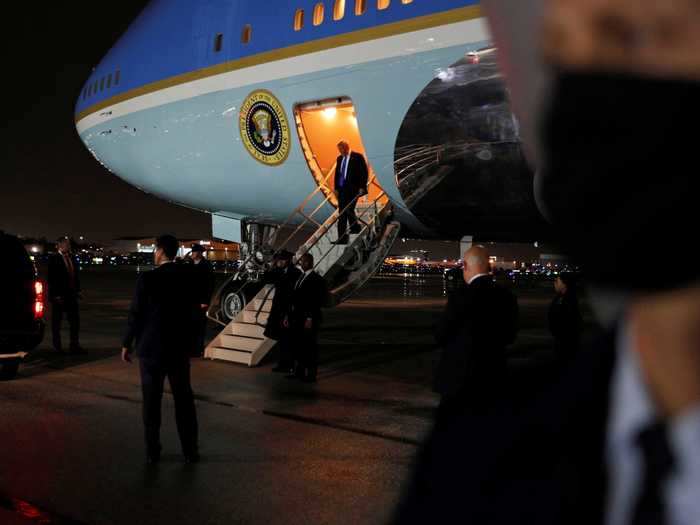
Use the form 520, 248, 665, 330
539, 71, 698, 292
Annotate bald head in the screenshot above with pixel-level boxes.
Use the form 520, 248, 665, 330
462, 245, 490, 283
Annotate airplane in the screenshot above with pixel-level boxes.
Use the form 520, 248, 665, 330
75, 0, 549, 360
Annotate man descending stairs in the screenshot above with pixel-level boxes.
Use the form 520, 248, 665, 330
204, 193, 399, 367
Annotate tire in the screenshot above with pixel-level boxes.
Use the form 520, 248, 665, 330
220, 289, 246, 322
0, 360, 20, 380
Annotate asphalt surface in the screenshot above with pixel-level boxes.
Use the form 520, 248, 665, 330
0, 267, 590, 525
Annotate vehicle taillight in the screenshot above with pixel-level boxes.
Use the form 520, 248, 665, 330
34, 280, 45, 320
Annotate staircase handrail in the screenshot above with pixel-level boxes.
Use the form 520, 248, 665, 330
300, 190, 389, 274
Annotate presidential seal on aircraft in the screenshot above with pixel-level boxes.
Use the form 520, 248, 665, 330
239, 89, 291, 166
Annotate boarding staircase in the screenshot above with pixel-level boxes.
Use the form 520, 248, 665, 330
204, 169, 400, 366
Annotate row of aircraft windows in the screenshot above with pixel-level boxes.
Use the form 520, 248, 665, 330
213, 24, 251, 52
211, 0, 415, 52
82, 70, 121, 100
296, 0, 414, 30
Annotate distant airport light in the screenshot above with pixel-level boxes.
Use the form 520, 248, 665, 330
30, 246, 40, 253
323, 107, 337, 119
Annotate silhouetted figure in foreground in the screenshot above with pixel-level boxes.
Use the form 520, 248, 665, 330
122, 235, 200, 464
395, 1, 700, 523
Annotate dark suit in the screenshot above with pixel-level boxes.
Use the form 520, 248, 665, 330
263, 264, 302, 369
122, 262, 200, 458
289, 271, 327, 380
393, 331, 615, 525
192, 258, 215, 355
434, 275, 519, 407
334, 151, 369, 243
47, 251, 81, 350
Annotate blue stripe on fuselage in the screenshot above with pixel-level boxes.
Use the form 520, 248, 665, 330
75, 0, 479, 115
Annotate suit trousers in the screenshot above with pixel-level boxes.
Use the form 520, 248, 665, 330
292, 326, 319, 379
51, 296, 80, 350
139, 358, 198, 456
195, 311, 207, 357
276, 328, 294, 369
337, 191, 360, 242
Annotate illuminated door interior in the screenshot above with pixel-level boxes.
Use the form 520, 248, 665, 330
295, 97, 387, 208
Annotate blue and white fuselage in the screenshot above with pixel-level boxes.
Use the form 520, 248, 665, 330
75, 1, 545, 240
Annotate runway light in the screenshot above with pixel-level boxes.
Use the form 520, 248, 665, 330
322, 107, 337, 119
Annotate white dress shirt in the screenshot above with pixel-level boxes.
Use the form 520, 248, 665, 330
607, 322, 700, 525
467, 273, 491, 285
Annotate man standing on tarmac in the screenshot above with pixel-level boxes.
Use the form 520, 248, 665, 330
264, 250, 302, 374
48, 236, 84, 354
333, 140, 369, 245
121, 234, 200, 464
286, 253, 327, 383
189, 243, 215, 356
433, 245, 519, 415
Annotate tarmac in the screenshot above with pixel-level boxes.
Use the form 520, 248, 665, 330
0, 267, 584, 525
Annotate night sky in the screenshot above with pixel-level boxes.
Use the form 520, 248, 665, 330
3, 2, 210, 243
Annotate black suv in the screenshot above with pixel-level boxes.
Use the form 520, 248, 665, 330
0, 232, 45, 379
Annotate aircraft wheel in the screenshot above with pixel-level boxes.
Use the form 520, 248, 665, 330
221, 289, 246, 322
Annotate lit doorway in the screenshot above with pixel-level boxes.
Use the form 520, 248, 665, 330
294, 97, 387, 208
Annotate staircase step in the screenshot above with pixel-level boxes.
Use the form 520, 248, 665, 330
230, 322, 266, 338
249, 298, 272, 312
207, 347, 253, 365
220, 334, 265, 352
242, 310, 269, 324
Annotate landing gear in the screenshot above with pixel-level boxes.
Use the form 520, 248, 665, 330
214, 221, 278, 323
